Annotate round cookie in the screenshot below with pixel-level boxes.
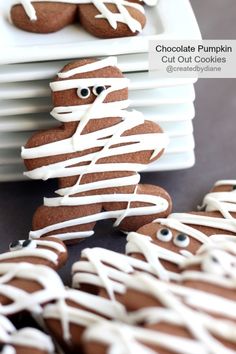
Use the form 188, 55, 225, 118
0, 237, 67, 270
10, 0, 147, 38
22, 57, 172, 244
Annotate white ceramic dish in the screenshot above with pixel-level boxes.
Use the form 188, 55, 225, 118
0, 74, 197, 100
0, 103, 195, 132
0, 84, 195, 116
0, 150, 195, 182
0, 131, 195, 155
0, 54, 198, 86
0, 113, 194, 137
0, 0, 201, 65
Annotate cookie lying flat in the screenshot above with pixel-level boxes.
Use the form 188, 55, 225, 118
0, 263, 64, 316
10, 0, 149, 38
116, 273, 236, 353
0, 237, 67, 270
133, 179, 236, 272
22, 57, 171, 244
83, 318, 236, 354
0, 327, 54, 354
42, 288, 126, 353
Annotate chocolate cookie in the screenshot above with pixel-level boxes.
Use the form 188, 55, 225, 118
43, 288, 126, 353
0, 263, 64, 316
10, 0, 147, 38
22, 57, 172, 244
0, 327, 54, 354
0, 237, 67, 270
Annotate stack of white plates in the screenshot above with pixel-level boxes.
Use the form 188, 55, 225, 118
0, 0, 201, 182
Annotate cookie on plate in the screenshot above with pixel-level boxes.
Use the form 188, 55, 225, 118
10, 0, 150, 38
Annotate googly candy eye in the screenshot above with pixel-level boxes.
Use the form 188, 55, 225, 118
77, 87, 90, 99
9, 240, 22, 251
173, 234, 190, 248
157, 228, 173, 242
92, 85, 106, 96
22, 239, 37, 249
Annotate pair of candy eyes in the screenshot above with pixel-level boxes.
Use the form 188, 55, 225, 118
157, 228, 190, 248
9, 240, 36, 252
77, 85, 106, 99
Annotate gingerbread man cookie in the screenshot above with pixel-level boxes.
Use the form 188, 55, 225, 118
10, 0, 156, 38
42, 288, 126, 353
0, 327, 55, 354
115, 272, 236, 353
0, 237, 67, 270
22, 57, 172, 244
129, 179, 236, 273
0, 262, 64, 316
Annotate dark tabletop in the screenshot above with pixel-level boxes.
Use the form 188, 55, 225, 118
0, 0, 235, 285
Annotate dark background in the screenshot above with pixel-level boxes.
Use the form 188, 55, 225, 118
0, 0, 235, 284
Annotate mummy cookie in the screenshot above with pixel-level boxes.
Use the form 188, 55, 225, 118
0, 237, 67, 270
22, 57, 172, 244
0, 263, 64, 316
116, 273, 236, 353
83, 316, 236, 354
10, 0, 153, 38
131, 179, 236, 272
42, 288, 126, 353
0, 327, 55, 354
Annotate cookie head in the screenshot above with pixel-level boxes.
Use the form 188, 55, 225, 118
0, 237, 68, 270
50, 58, 128, 109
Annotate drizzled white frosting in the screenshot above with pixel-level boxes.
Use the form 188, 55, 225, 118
1, 328, 54, 354
72, 233, 184, 299
14, 0, 147, 33
119, 273, 236, 353
0, 239, 66, 265
0, 263, 65, 315
43, 288, 127, 341
22, 57, 169, 241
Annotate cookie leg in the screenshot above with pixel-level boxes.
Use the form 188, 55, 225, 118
30, 203, 102, 245
103, 183, 172, 232
78, 2, 146, 38
10, 3, 77, 33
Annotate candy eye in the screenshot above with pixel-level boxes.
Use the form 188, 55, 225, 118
173, 234, 190, 248
232, 185, 236, 191
92, 85, 106, 96
77, 87, 90, 99
9, 240, 22, 252
22, 240, 36, 249
157, 228, 172, 242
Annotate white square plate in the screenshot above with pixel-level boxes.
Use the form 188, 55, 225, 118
0, 0, 201, 64
0, 73, 197, 99
0, 84, 195, 116
0, 150, 195, 181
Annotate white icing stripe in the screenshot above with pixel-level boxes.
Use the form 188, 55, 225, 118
169, 213, 236, 233
214, 180, 236, 186
0, 248, 58, 264
15, 0, 145, 33
43, 288, 127, 341
154, 218, 212, 245
58, 57, 118, 78
29, 202, 168, 240
9, 328, 54, 352
22, 57, 169, 241
0, 263, 65, 315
